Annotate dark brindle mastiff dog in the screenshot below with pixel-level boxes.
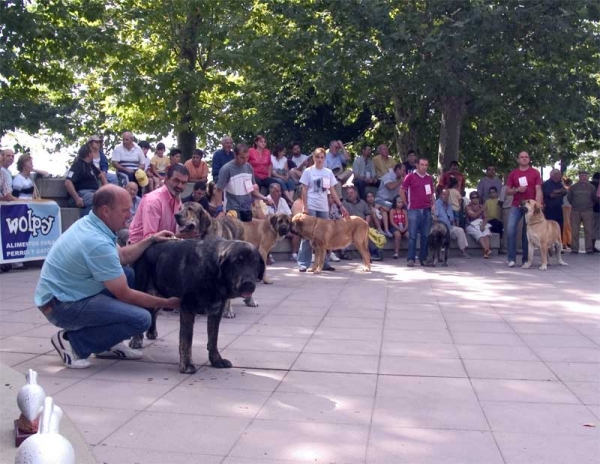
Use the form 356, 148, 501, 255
133, 236, 264, 373
426, 220, 450, 267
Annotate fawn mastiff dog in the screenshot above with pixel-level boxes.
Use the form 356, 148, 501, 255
520, 199, 567, 271
291, 213, 371, 273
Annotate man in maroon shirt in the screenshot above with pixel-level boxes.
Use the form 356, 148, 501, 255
505, 151, 542, 267
400, 158, 436, 267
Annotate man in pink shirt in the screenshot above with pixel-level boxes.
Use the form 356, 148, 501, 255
505, 151, 542, 267
128, 164, 190, 244
400, 157, 436, 267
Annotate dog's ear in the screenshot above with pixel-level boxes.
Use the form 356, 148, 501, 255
269, 214, 279, 231
256, 248, 266, 281
198, 207, 212, 237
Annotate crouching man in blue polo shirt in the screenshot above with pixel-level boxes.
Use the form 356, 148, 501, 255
35, 184, 180, 368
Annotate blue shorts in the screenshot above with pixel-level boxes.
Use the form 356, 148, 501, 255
375, 199, 392, 209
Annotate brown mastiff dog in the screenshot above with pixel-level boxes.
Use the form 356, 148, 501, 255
241, 214, 291, 284
291, 213, 371, 274
521, 199, 567, 271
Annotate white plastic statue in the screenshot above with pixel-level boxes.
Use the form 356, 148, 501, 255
15, 396, 75, 464
16, 370, 46, 434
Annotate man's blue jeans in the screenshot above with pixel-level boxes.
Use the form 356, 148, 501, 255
43, 267, 151, 359
298, 210, 330, 269
507, 206, 528, 263
407, 208, 432, 263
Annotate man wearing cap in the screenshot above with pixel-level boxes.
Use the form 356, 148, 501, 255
542, 169, 567, 233
567, 170, 597, 253
128, 164, 190, 243
66, 144, 108, 217
112, 131, 145, 184
88, 135, 118, 185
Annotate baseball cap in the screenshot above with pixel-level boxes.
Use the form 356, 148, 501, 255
135, 169, 149, 187
87, 135, 102, 143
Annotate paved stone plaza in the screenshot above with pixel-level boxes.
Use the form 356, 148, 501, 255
1, 252, 599, 463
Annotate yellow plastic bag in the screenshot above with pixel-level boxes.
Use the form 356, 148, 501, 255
368, 227, 386, 249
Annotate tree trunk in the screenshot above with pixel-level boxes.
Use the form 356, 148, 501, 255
392, 95, 420, 160
437, 94, 467, 176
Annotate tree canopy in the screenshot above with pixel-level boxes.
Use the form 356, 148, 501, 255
2, 0, 599, 183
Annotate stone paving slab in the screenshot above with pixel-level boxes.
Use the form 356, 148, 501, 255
0, 252, 599, 464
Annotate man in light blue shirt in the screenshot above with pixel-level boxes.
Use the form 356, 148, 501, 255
352, 144, 379, 200
35, 185, 180, 368
435, 189, 470, 258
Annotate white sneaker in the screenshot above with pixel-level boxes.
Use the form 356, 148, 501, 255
508, 261, 515, 268
330, 252, 341, 262
290, 253, 298, 261
96, 342, 142, 360
51, 331, 90, 369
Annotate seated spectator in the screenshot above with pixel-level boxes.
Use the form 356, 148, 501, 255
138, 140, 155, 192
184, 149, 209, 183
465, 191, 492, 258
389, 196, 409, 259
1, 149, 17, 201
65, 145, 108, 217
88, 135, 118, 185
342, 185, 381, 261
365, 191, 384, 235
117, 182, 142, 246
401, 150, 417, 174
374, 163, 406, 237
112, 131, 145, 185
373, 144, 397, 179
352, 144, 378, 200
484, 186, 504, 250
270, 144, 295, 205
168, 148, 182, 168
438, 161, 465, 196
183, 180, 210, 210
435, 189, 470, 258
325, 140, 353, 197
289, 142, 310, 184
150, 142, 169, 180
12, 154, 48, 199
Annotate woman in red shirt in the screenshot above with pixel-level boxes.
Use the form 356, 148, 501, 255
389, 196, 409, 259
248, 135, 279, 197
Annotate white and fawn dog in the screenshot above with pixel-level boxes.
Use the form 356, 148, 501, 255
520, 200, 567, 271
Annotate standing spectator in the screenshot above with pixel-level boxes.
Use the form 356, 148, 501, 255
447, 176, 463, 225
435, 189, 470, 258
150, 142, 169, 180
389, 196, 409, 259
352, 144, 378, 200
248, 135, 277, 194
182, 181, 210, 211
373, 144, 397, 179
211, 135, 234, 183
289, 142, 309, 184
562, 178, 573, 250
375, 163, 406, 237
65, 145, 108, 217
12, 154, 48, 199
477, 164, 503, 202
128, 164, 190, 244
88, 135, 118, 185
592, 172, 600, 252
484, 186, 503, 251
400, 157, 435, 267
325, 140, 353, 196
215, 143, 273, 222
465, 191, 492, 258
438, 161, 465, 196
0, 150, 15, 201
567, 170, 596, 254
297, 147, 348, 272
270, 144, 296, 205
505, 151, 542, 267
498, 183, 516, 255
402, 150, 417, 174
542, 169, 567, 232
184, 149, 209, 183
112, 131, 145, 184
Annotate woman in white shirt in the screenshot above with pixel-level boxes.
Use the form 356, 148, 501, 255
12, 154, 48, 199
270, 144, 296, 206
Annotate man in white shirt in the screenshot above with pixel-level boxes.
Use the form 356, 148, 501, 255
112, 131, 145, 185
289, 142, 309, 184
0, 149, 16, 201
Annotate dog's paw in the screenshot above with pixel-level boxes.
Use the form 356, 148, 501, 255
210, 358, 233, 369
179, 363, 197, 374
521, 263, 531, 269
146, 329, 158, 340
559, 261, 568, 266
244, 297, 259, 307
129, 336, 143, 349
222, 309, 236, 318
538, 265, 547, 271
263, 278, 274, 285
